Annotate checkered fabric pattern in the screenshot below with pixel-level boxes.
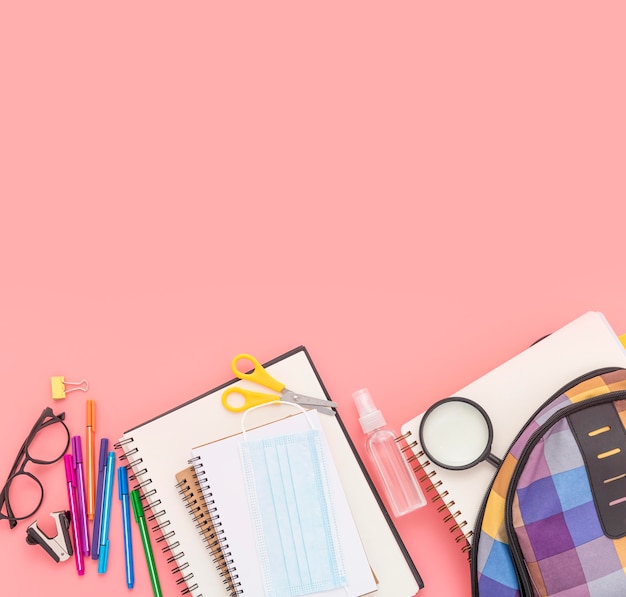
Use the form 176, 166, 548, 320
475, 370, 626, 596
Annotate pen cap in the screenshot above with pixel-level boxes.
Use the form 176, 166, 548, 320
98, 542, 110, 574
87, 400, 95, 428
64, 454, 75, 479
71, 436, 83, 463
118, 465, 129, 498
98, 438, 109, 468
352, 388, 386, 433
130, 489, 143, 522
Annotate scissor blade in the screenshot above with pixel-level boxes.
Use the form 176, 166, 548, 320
282, 391, 338, 415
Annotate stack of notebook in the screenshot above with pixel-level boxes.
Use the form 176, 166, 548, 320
118, 347, 423, 596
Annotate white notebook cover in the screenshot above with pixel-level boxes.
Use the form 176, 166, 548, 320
118, 347, 422, 597
400, 311, 626, 550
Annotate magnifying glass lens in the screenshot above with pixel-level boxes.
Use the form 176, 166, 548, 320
420, 399, 492, 469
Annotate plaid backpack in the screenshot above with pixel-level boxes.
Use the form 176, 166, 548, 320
472, 367, 626, 596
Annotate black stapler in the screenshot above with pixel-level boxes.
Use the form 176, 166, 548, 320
26, 511, 73, 563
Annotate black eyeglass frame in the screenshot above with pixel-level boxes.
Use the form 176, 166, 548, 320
0, 407, 70, 529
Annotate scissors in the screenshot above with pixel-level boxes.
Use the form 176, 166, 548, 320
221, 354, 337, 416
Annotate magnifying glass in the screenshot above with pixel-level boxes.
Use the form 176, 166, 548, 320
418, 397, 502, 470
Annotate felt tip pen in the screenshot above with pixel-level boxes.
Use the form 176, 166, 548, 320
86, 400, 96, 520
118, 466, 135, 589
97, 451, 116, 574
72, 436, 90, 556
91, 437, 109, 560
131, 489, 162, 597
64, 454, 85, 576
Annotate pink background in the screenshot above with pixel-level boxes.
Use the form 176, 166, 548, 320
1, 3, 625, 596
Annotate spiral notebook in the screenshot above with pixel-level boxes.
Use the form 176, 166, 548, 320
175, 466, 239, 595
191, 410, 376, 597
399, 311, 626, 555
118, 346, 423, 597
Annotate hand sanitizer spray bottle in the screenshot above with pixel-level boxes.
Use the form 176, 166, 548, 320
353, 388, 426, 517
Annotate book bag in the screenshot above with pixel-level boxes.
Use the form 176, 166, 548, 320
472, 367, 626, 596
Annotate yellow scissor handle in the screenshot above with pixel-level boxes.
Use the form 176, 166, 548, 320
230, 354, 285, 393
222, 387, 280, 412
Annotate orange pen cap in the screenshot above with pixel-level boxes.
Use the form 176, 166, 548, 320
87, 399, 96, 428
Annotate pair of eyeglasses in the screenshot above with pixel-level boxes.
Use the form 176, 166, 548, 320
0, 407, 70, 529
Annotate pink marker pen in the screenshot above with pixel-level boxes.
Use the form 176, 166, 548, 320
64, 454, 85, 575
72, 436, 91, 556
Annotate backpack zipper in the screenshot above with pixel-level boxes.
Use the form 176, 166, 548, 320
470, 366, 625, 596
504, 387, 626, 596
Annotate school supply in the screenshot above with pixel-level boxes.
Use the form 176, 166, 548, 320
175, 466, 239, 595
418, 397, 502, 470
472, 367, 626, 595
50, 377, 88, 400
221, 353, 337, 414
97, 451, 115, 574
86, 399, 96, 520
71, 436, 90, 556
1, 407, 70, 529
131, 489, 163, 597
352, 388, 426, 517
91, 437, 109, 560
25, 511, 73, 563
191, 408, 376, 597
119, 465, 135, 589
117, 346, 423, 597
64, 454, 85, 575
399, 311, 626, 554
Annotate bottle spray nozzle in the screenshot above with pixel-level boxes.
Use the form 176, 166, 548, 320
352, 388, 386, 433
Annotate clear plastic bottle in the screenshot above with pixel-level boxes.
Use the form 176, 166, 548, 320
353, 388, 426, 517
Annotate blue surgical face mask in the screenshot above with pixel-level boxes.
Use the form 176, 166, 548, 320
240, 409, 346, 597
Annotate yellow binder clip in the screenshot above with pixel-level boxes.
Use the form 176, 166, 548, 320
51, 377, 89, 400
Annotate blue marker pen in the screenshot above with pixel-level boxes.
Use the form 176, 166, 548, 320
119, 465, 135, 588
97, 451, 116, 574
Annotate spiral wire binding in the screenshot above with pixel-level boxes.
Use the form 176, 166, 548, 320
395, 430, 473, 555
185, 457, 242, 596
114, 437, 204, 597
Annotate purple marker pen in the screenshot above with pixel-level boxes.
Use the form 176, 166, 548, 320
72, 436, 91, 556
91, 437, 109, 560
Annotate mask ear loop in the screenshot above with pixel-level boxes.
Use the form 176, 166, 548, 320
241, 402, 315, 440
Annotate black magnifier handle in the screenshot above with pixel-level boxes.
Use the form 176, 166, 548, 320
485, 453, 502, 468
